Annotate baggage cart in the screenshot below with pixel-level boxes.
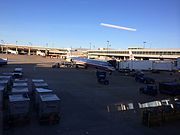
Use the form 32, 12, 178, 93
34, 88, 53, 108
11, 87, 29, 95
32, 82, 48, 93
12, 68, 23, 78
38, 94, 60, 124
8, 94, 30, 125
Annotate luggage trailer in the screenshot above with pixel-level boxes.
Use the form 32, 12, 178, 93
38, 93, 61, 124
8, 94, 30, 124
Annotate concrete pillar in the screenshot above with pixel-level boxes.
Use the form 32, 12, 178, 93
45, 49, 47, 56
5, 47, 8, 54
16, 47, 18, 54
28, 48, 31, 55
1, 46, 3, 53
124, 56, 126, 60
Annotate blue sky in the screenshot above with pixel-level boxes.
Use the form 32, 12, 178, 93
0, 0, 179, 49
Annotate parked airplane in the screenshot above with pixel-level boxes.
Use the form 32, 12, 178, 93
70, 57, 115, 72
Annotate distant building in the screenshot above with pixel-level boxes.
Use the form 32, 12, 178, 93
87, 48, 180, 60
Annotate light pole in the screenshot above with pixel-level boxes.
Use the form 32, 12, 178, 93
28, 42, 32, 46
143, 41, 146, 48
107, 41, 110, 60
1, 40, 5, 53
46, 43, 48, 48
89, 42, 91, 50
1, 40, 5, 44
107, 40, 110, 52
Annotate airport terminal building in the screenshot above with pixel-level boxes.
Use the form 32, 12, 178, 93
0, 44, 180, 60
87, 47, 180, 60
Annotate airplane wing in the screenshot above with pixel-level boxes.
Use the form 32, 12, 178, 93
71, 57, 115, 72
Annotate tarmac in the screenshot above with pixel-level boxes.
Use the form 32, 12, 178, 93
1, 54, 180, 135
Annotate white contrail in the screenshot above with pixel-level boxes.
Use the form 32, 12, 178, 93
100, 23, 137, 31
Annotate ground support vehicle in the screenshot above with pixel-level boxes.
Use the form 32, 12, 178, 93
159, 82, 180, 95
135, 74, 155, 84
139, 85, 158, 96
38, 94, 61, 124
96, 70, 109, 85
7, 94, 30, 125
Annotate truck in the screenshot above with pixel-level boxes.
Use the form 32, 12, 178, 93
116, 60, 176, 71
117, 60, 153, 71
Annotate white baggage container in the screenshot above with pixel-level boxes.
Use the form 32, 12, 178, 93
131, 60, 153, 70
152, 61, 173, 71
34, 88, 53, 107
11, 87, 29, 95
38, 94, 60, 117
8, 94, 30, 116
120, 61, 131, 69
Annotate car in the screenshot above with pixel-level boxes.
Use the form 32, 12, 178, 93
139, 85, 158, 96
135, 74, 155, 84
52, 63, 60, 68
